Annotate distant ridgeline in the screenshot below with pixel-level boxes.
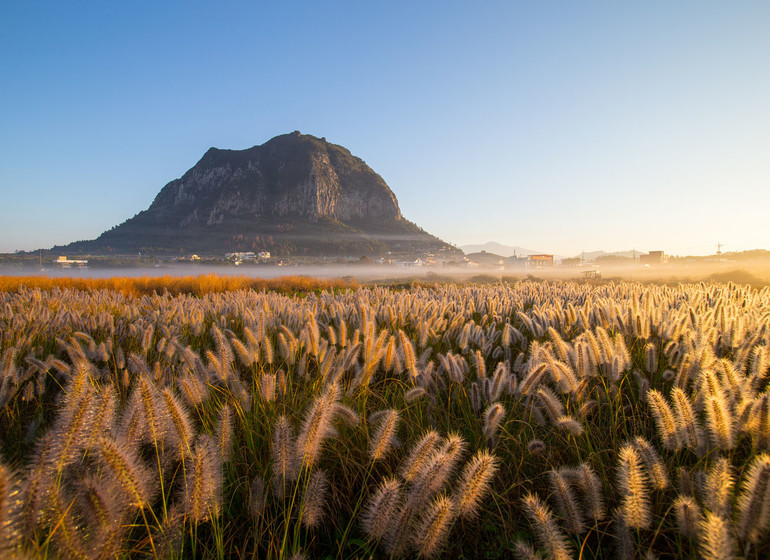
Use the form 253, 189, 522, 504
56, 132, 460, 258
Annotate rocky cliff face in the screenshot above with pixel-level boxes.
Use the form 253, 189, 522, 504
61, 132, 460, 257
146, 131, 402, 227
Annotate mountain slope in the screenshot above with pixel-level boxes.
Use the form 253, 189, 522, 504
58, 132, 460, 257
460, 242, 542, 257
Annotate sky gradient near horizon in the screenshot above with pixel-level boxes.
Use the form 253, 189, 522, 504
1, 1, 769, 257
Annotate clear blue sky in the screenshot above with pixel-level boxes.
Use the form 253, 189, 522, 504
2, 1, 769, 256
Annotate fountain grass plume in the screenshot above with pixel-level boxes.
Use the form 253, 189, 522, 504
470, 382, 481, 413
361, 477, 402, 542
555, 416, 583, 437
439, 432, 467, 476
262, 333, 274, 365
86, 386, 117, 447
673, 494, 701, 540
405, 447, 453, 514
136, 374, 168, 449
48, 484, 88, 560
513, 539, 542, 560
698, 511, 735, 560
613, 509, 634, 560
333, 403, 359, 427
178, 371, 207, 409
180, 434, 223, 522
49, 389, 95, 475
369, 409, 400, 461
617, 444, 651, 530
633, 437, 669, 490
703, 456, 734, 519
671, 387, 704, 452
249, 478, 266, 519
400, 430, 441, 483
161, 387, 194, 459
382, 336, 396, 372
676, 467, 695, 496
75, 474, 128, 559
217, 403, 234, 462
549, 468, 585, 535
528, 439, 546, 455
482, 402, 506, 445
521, 491, 573, 560
576, 463, 605, 521
454, 449, 498, 519
230, 335, 253, 368
645, 342, 657, 374
647, 389, 678, 450
300, 469, 329, 530
412, 494, 456, 558
735, 452, 770, 544
18, 433, 55, 540
704, 394, 735, 450
210, 324, 234, 382
116, 396, 143, 448
272, 415, 298, 495
296, 383, 340, 469
260, 373, 276, 403
536, 386, 564, 423
519, 363, 548, 396
406, 386, 428, 403
95, 435, 156, 508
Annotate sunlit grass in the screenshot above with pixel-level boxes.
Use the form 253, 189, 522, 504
0, 278, 768, 558
0, 273, 358, 296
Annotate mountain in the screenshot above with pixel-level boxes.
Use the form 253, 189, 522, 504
459, 242, 542, 257
573, 250, 639, 261
57, 132, 461, 258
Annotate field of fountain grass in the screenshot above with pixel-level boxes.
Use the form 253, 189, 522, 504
0, 274, 358, 297
0, 279, 769, 559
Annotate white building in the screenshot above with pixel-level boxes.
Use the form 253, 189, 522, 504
54, 256, 88, 268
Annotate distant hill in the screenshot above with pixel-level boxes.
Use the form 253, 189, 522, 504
55, 132, 461, 258
460, 242, 542, 257
574, 250, 639, 261
464, 251, 507, 265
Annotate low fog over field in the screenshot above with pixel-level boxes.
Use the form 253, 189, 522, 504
1, 259, 768, 287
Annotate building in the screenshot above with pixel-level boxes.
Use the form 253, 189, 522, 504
397, 258, 424, 268
529, 254, 554, 267
465, 251, 505, 269
54, 256, 88, 268
507, 255, 529, 269
225, 252, 257, 263
640, 251, 669, 265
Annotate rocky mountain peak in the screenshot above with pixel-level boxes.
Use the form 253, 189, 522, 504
58, 132, 459, 257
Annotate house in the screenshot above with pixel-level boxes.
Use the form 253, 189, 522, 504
640, 251, 668, 265
225, 252, 257, 264
529, 254, 554, 267
54, 256, 88, 268
465, 251, 505, 269
397, 258, 424, 268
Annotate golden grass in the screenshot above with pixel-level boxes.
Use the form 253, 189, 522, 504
2, 278, 770, 558
0, 273, 358, 296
